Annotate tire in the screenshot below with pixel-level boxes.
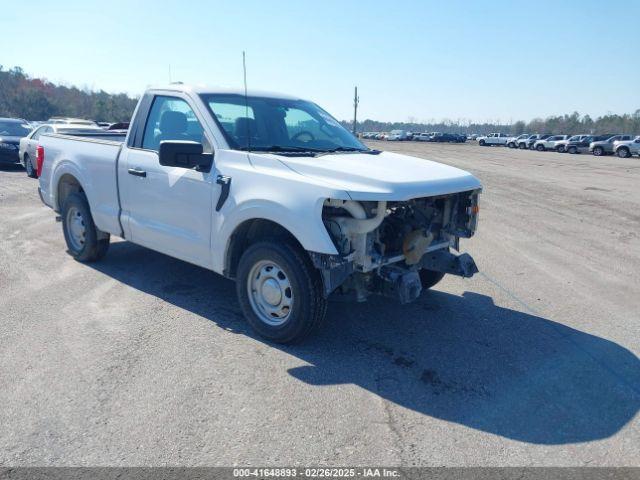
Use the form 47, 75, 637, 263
617, 147, 631, 158
592, 146, 604, 156
507, 142, 515, 148
557, 145, 565, 153
568, 146, 577, 154
236, 241, 327, 344
478, 140, 486, 146
24, 154, 37, 178
61, 192, 110, 262
536, 144, 545, 151
419, 269, 446, 290
519, 143, 526, 149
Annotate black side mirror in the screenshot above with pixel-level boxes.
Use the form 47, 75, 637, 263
159, 141, 212, 171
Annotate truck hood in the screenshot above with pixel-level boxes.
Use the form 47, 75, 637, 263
273, 150, 482, 201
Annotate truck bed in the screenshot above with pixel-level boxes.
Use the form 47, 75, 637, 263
38, 132, 125, 236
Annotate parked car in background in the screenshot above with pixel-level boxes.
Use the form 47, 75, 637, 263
387, 129, 409, 141
533, 135, 570, 151
614, 136, 640, 158
47, 117, 98, 127
589, 134, 633, 156
477, 133, 509, 146
519, 134, 551, 149
19, 123, 102, 177
414, 133, 431, 142
554, 135, 590, 153
506, 134, 530, 148
0, 118, 32, 167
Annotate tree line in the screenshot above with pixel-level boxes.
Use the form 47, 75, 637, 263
347, 111, 640, 137
1, 65, 639, 135
0, 66, 138, 122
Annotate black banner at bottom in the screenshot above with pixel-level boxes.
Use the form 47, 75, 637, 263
1, 468, 639, 480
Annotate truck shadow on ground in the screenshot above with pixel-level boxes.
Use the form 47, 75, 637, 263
91, 241, 640, 446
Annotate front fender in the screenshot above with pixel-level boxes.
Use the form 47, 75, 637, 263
211, 197, 338, 273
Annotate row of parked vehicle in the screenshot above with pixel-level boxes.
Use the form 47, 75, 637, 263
0, 116, 128, 176
476, 133, 640, 158
361, 130, 468, 143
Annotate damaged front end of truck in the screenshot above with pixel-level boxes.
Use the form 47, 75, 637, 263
310, 189, 481, 304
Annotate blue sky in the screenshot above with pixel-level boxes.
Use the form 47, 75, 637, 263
4, 0, 639, 122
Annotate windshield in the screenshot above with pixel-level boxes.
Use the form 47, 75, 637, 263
201, 94, 367, 153
0, 121, 31, 137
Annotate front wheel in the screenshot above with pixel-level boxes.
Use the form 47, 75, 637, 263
617, 147, 631, 158
519, 143, 527, 149
592, 146, 604, 156
557, 145, 566, 153
568, 146, 578, 154
61, 192, 110, 262
536, 144, 545, 151
24, 154, 37, 178
236, 241, 327, 343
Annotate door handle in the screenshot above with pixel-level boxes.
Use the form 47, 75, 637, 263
128, 168, 147, 177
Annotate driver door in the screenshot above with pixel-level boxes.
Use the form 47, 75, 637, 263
119, 94, 215, 268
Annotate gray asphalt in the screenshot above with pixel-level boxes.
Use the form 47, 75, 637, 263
1, 142, 639, 466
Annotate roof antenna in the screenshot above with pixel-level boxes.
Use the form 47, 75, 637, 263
242, 51, 250, 151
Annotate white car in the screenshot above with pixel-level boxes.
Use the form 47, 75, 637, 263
413, 133, 431, 142
19, 123, 102, 178
506, 134, 530, 148
554, 135, 590, 153
614, 136, 640, 158
533, 135, 570, 151
38, 84, 481, 343
386, 129, 408, 141
477, 133, 510, 146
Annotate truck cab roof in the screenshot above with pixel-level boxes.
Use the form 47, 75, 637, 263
148, 84, 303, 101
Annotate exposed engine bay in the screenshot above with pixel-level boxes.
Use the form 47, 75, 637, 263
312, 189, 481, 303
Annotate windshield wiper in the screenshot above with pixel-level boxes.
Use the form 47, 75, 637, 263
316, 147, 381, 156
239, 145, 324, 153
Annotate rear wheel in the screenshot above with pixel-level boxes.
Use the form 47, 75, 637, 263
568, 146, 578, 154
557, 145, 566, 153
617, 147, 631, 158
61, 192, 110, 262
419, 269, 446, 290
592, 146, 604, 156
24, 154, 37, 178
519, 143, 527, 149
236, 241, 327, 343
536, 144, 545, 151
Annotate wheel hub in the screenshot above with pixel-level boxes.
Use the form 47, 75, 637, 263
247, 260, 293, 326
66, 207, 86, 251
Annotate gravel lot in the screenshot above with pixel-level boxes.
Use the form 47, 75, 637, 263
1, 142, 639, 466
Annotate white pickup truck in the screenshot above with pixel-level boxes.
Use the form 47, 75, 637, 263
477, 133, 510, 146
38, 85, 482, 343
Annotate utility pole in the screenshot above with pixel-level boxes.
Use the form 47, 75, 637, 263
353, 86, 359, 135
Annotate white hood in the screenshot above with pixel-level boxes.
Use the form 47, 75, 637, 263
273, 150, 482, 201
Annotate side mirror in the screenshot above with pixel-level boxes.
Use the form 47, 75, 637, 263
159, 141, 212, 171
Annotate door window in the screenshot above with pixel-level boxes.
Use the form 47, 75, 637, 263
142, 96, 205, 152
32, 126, 47, 140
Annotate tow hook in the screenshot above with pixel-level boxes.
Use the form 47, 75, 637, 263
421, 250, 479, 278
